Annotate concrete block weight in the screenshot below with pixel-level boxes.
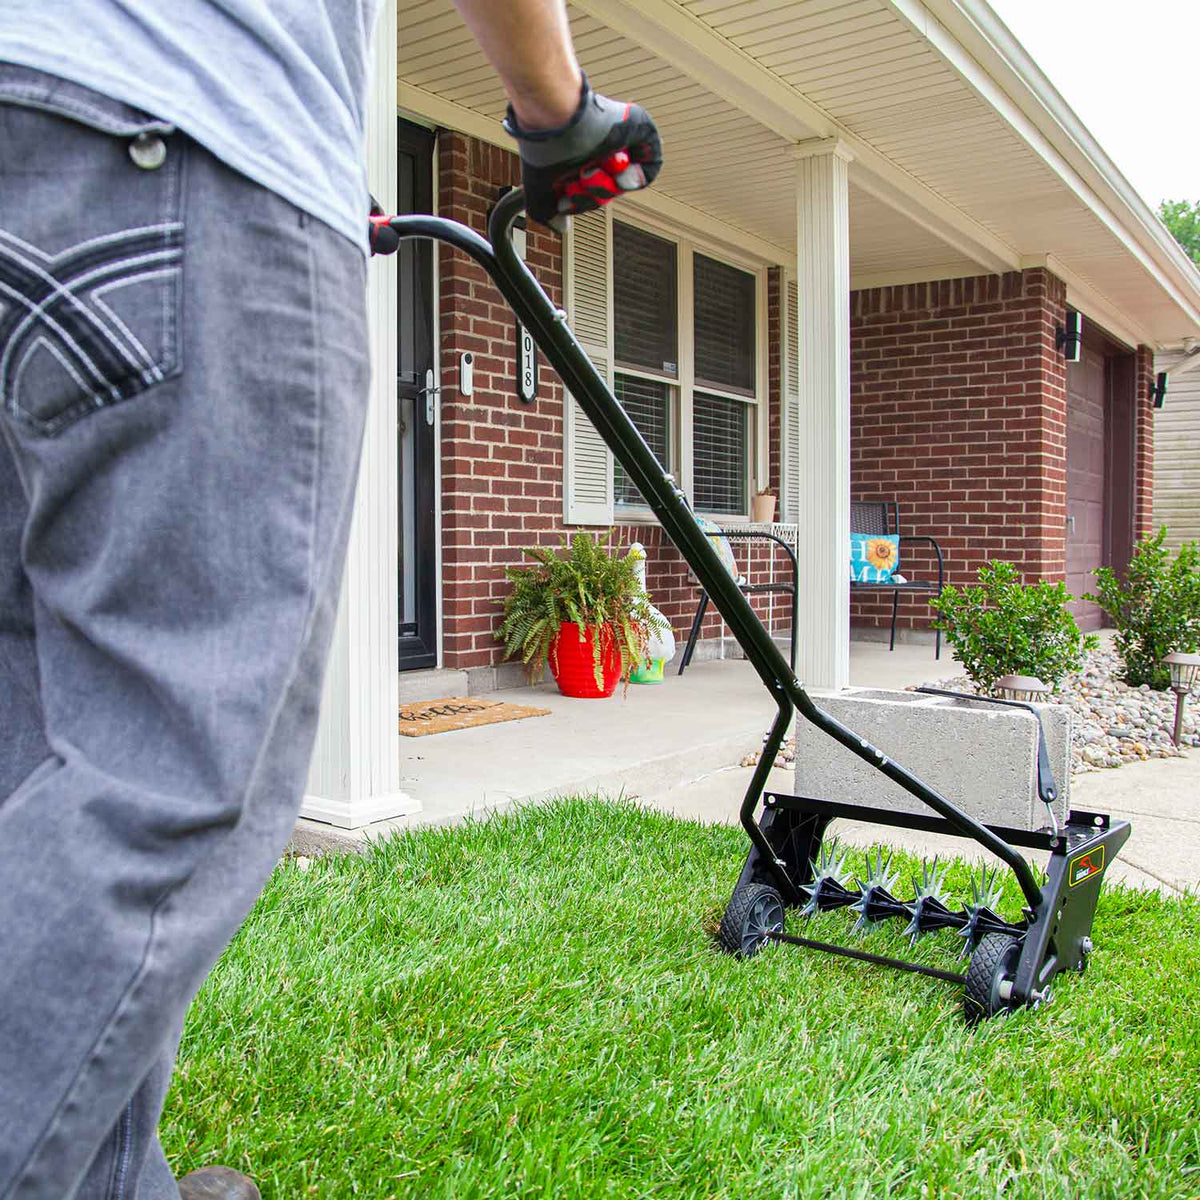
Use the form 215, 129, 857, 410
794, 689, 1071, 831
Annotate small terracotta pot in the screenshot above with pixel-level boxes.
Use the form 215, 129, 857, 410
549, 622, 621, 698
751, 493, 777, 524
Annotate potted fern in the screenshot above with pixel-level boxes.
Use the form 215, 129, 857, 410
497, 531, 669, 698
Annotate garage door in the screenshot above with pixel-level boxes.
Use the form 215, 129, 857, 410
1066, 341, 1107, 631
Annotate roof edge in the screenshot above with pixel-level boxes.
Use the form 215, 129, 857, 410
901, 0, 1200, 342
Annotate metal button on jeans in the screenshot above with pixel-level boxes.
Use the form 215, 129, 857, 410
129, 132, 167, 170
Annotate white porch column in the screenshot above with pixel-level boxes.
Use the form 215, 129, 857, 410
794, 139, 853, 691
302, 0, 419, 829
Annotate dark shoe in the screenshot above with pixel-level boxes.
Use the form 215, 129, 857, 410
177, 1166, 261, 1199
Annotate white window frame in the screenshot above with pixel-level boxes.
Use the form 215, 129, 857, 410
611, 210, 769, 524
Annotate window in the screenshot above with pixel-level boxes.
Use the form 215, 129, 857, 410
613, 222, 678, 506
694, 254, 756, 395
692, 253, 756, 515
614, 223, 677, 375
613, 376, 671, 506
693, 391, 748, 515
609, 220, 761, 517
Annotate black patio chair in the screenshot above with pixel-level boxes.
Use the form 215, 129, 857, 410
851, 499, 944, 658
677, 525, 798, 675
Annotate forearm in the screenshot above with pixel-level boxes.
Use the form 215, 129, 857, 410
451, 0, 583, 130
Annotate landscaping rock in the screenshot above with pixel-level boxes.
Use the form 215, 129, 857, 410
923, 645, 1195, 777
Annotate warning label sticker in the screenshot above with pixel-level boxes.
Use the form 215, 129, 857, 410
1068, 846, 1106, 887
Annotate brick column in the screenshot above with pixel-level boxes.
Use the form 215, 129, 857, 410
437, 134, 566, 679
849, 267, 1070, 637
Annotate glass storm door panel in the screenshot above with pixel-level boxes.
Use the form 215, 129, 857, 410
396, 120, 438, 670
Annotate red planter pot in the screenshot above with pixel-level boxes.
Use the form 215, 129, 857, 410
549, 622, 621, 699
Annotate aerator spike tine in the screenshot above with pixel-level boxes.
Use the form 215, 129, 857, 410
857, 848, 898, 895
968, 865, 1003, 913
911, 856, 947, 904
811, 837, 846, 881
850, 847, 910, 933
903, 891, 965, 946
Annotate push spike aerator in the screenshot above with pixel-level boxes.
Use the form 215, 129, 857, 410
376, 189, 1131, 1025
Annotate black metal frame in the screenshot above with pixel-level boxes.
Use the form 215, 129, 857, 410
677, 530, 798, 675
384, 191, 1127, 1011
741, 792, 1129, 999
851, 499, 945, 658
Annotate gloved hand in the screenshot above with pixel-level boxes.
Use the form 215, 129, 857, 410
368, 194, 400, 256
504, 74, 661, 229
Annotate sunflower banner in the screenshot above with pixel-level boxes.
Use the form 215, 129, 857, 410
850, 532, 900, 583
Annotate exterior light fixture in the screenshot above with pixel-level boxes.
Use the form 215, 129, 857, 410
995, 674, 1052, 703
1150, 371, 1168, 409
1056, 310, 1083, 362
1163, 652, 1200, 746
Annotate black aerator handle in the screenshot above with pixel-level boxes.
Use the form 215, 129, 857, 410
380, 190, 1048, 915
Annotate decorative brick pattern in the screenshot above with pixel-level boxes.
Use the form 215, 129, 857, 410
1134, 344, 1156, 538
849, 269, 1070, 635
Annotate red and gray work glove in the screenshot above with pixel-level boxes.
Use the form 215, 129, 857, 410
369, 194, 400, 256
504, 74, 662, 229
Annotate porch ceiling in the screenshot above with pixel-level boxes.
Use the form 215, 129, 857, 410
397, 0, 1200, 347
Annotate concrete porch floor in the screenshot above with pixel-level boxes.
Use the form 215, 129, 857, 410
290, 639, 1198, 897
292, 639, 941, 853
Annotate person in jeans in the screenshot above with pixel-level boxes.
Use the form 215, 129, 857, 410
0, 2, 661, 1197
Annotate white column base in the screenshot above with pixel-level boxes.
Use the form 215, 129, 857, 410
300, 789, 420, 830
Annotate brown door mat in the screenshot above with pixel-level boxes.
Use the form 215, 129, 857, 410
399, 695, 552, 737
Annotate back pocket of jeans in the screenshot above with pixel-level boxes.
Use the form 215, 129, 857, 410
0, 88, 184, 437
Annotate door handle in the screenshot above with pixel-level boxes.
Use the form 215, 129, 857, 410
1066, 515, 1076, 535
416, 368, 441, 426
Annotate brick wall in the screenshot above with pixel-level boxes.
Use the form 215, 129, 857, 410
437, 133, 564, 672
849, 269, 1069, 635
436, 131, 787, 677
433, 131, 1148, 678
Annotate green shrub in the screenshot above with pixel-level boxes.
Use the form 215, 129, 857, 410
1085, 527, 1200, 689
496, 531, 668, 688
928, 560, 1097, 693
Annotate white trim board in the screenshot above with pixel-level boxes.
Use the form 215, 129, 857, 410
396, 81, 792, 268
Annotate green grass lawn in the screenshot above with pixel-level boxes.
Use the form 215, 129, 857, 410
163, 798, 1200, 1199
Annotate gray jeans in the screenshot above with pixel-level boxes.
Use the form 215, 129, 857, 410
0, 66, 370, 1198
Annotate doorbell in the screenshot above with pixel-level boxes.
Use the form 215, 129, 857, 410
460, 351, 474, 396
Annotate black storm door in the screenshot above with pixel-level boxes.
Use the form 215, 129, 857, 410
396, 120, 438, 670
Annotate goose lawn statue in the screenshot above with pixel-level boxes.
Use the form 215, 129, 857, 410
627, 541, 676, 683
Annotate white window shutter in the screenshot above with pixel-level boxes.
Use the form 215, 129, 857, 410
563, 208, 614, 525
781, 277, 801, 523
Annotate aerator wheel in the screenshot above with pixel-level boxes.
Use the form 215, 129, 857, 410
963, 933, 1022, 1025
719, 881, 785, 958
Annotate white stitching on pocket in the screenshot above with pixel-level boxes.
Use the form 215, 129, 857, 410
0, 233, 181, 378
0, 277, 109, 393
15, 335, 92, 400
0, 229, 184, 432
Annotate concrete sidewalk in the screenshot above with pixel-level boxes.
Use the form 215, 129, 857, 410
644, 752, 1198, 896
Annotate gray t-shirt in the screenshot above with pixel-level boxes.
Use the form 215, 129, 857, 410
0, 0, 381, 251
